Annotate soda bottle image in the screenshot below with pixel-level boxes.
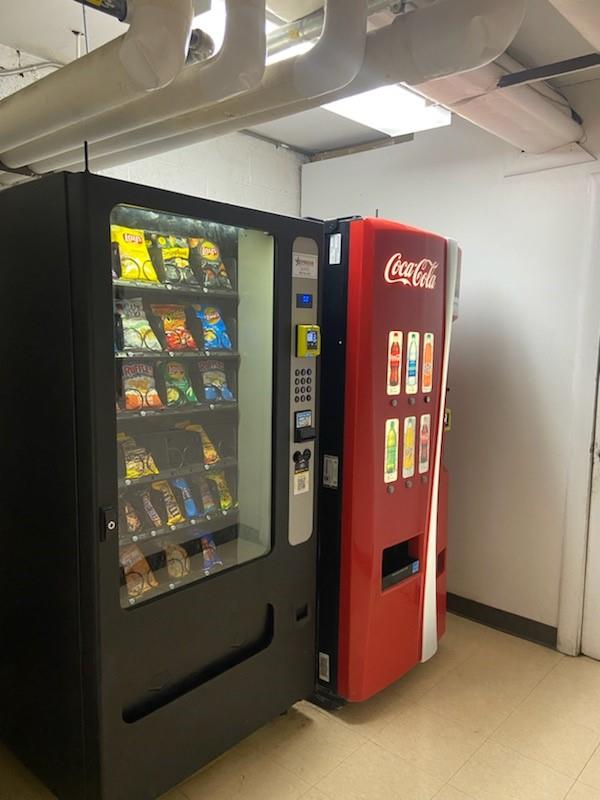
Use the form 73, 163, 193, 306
389, 334, 401, 387
403, 417, 416, 478
406, 333, 419, 394
422, 333, 433, 392
385, 421, 397, 478
421, 420, 429, 463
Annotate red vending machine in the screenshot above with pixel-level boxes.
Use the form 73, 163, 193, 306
316, 217, 460, 705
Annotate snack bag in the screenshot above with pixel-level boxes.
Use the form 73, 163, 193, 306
115, 297, 161, 352
207, 471, 234, 512
121, 363, 164, 411
118, 433, 160, 480
152, 480, 186, 526
139, 489, 164, 529
161, 361, 198, 407
111, 225, 159, 282
198, 360, 235, 402
151, 234, 199, 285
191, 476, 219, 515
201, 534, 224, 574
189, 238, 232, 290
120, 544, 159, 598
177, 422, 219, 464
165, 542, 190, 578
124, 500, 143, 535
172, 477, 200, 519
151, 304, 197, 351
194, 306, 232, 350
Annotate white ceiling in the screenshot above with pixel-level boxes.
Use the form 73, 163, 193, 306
0, 0, 599, 154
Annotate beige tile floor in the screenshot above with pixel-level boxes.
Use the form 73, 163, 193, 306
4, 614, 600, 799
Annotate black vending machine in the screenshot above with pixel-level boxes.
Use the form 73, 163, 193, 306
0, 173, 322, 800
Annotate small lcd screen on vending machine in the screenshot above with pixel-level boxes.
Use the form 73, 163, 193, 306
296, 293, 313, 309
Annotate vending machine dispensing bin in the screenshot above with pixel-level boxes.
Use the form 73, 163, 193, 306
316, 217, 460, 705
0, 173, 322, 800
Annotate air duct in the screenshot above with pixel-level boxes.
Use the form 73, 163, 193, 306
0, 0, 193, 155
547, 0, 600, 51
31, 0, 525, 174
1, 0, 265, 171
416, 53, 583, 153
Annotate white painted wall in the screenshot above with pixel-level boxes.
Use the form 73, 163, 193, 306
0, 44, 304, 215
302, 117, 600, 629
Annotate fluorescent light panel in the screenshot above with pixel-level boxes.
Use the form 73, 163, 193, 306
322, 85, 452, 137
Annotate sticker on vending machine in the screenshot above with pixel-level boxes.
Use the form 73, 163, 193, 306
386, 331, 402, 396
293, 451, 311, 495
403, 416, 416, 479
384, 419, 399, 483
422, 333, 434, 393
405, 332, 420, 395
419, 414, 431, 474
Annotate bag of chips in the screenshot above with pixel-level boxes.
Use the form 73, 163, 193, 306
161, 361, 198, 407
194, 306, 232, 350
139, 489, 164, 529
177, 422, 219, 464
165, 542, 190, 578
172, 477, 201, 519
151, 304, 197, 351
198, 360, 235, 402
206, 471, 234, 511
152, 480, 186, 526
189, 238, 232, 290
151, 234, 199, 285
120, 544, 159, 598
118, 433, 160, 480
111, 225, 159, 282
121, 363, 164, 412
201, 534, 224, 574
124, 499, 143, 535
191, 476, 219, 516
115, 297, 161, 352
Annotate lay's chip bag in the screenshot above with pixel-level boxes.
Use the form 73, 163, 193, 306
111, 225, 159, 283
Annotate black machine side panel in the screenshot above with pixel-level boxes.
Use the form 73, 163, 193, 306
66, 173, 321, 800
315, 219, 352, 702
0, 176, 87, 798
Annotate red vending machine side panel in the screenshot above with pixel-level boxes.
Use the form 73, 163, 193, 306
338, 218, 448, 702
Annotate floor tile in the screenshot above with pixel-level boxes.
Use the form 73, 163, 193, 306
450, 740, 573, 800
492, 699, 600, 778
567, 784, 600, 800
180, 750, 310, 800
0, 743, 54, 800
300, 791, 331, 800
315, 740, 443, 800
332, 682, 413, 738
160, 790, 188, 800
259, 701, 365, 783
580, 745, 600, 790
526, 657, 600, 733
433, 788, 476, 800
372, 703, 485, 781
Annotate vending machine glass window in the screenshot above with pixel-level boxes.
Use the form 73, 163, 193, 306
111, 204, 274, 608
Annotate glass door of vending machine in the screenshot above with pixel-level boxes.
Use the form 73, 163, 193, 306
111, 206, 274, 606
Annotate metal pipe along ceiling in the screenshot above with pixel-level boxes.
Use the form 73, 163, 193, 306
38, 0, 526, 174
0, 0, 194, 155
1, 0, 267, 170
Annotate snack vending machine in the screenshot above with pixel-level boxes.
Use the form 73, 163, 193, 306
316, 217, 460, 704
0, 173, 321, 800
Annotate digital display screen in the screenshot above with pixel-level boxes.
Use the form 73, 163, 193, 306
296, 293, 313, 309
307, 330, 319, 348
295, 410, 313, 429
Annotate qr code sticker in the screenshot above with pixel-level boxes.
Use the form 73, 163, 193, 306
294, 470, 309, 495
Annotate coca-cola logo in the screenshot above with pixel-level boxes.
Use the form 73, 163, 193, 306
384, 253, 438, 289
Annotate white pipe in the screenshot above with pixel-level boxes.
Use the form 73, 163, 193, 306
33, 0, 525, 174
2, 0, 265, 170
0, 0, 193, 155
416, 56, 583, 153
547, 0, 600, 51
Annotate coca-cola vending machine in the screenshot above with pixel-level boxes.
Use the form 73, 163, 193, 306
316, 217, 460, 704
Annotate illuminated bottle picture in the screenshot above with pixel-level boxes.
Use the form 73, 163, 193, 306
386, 331, 402, 396
384, 419, 399, 483
403, 416, 416, 478
419, 414, 431, 474
422, 333, 434, 393
405, 332, 419, 395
